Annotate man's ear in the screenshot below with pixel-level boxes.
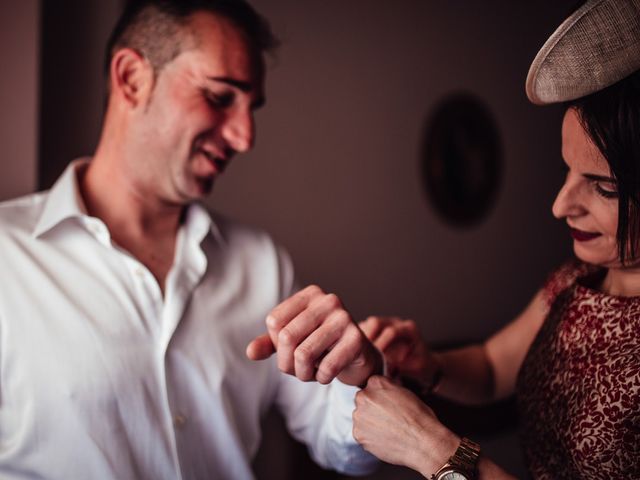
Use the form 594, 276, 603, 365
109, 48, 154, 108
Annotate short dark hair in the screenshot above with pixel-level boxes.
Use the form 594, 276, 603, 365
569, 69, 640, 264
104, 0, 278, 78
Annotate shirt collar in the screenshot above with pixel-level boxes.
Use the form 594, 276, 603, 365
183, 202, 226, 247
32, 158, 226, 246
32, 158, 91, 238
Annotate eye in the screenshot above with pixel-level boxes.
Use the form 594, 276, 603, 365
594, 181, 618, 199
203, 90, 234, 109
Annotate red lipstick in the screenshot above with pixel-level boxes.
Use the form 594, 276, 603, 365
570, 228, 601, 242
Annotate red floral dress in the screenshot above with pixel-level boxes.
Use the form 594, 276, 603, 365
517, 260, 640, 479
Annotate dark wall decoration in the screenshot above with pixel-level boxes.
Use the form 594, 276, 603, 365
421, 93, 502, 228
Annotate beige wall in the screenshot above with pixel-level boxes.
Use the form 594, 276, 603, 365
0, 0, 39, 201
210, 1, 573, 342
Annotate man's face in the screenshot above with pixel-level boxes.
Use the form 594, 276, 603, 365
130, 11, 265, 205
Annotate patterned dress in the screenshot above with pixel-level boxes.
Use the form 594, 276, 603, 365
517, 260, 640, 479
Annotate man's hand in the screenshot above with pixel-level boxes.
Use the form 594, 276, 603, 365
246, 285, 383, 386
353, 376, 459, 476
358, 316, 432, 381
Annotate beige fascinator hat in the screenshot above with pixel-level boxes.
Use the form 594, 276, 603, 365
526, 0, 640, 105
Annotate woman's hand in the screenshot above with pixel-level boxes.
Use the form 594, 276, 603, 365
359, 316, 440, 389
353, 375, 459, 476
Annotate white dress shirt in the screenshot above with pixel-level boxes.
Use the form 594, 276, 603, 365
0, 159, 377, 479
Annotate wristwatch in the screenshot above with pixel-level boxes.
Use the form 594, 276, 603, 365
431, 437, 481, 480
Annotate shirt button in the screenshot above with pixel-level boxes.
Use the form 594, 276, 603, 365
135, 267, 146, 278
173, 414, 187, 428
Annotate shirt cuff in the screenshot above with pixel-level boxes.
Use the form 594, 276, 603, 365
324, 379, 379, 475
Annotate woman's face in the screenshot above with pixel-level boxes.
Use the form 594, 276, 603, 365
552, 108, 621, 267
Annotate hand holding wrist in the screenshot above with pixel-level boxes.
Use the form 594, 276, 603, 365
353, 376, 455, 472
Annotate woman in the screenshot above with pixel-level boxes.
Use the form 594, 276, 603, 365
352, 1, 640, 479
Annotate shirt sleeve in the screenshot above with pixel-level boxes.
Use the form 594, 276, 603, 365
274, 373, 379, 475
271, 244, 379, 475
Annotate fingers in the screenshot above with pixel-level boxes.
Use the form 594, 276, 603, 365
379, 319, 419, 348
266, 285, 373, 383
392, 319, 420, 341
264, 285, 383, 386
364, 374, 393, 390
246, 333, 275, 361
354, 376, 407, 434
359, 316, 386, 342
266, 285, 319, 348
274, 289, 343, 375
374, 325, 401, 351
359, 316, 419, 351
293, 309, 352, 382
314, 321, 363, 384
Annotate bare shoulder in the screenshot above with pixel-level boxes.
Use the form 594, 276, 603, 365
483, 261, 589, 400
488, 259, 594, 354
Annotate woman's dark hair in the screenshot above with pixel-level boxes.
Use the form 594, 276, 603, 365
568, 69, 640, 264
104, 0, 278, 78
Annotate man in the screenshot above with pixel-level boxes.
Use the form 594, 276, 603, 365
0, 1, 381, 478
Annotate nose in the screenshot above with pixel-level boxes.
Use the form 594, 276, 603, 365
222, 109, 255, 154
552, 175, 585, 219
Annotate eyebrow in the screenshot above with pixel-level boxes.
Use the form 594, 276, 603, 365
208, 76, 252, 91
207, 76, 265, 109
583, 173, 616, 183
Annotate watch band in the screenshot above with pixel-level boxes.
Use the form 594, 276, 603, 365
431, 437, 481, 480
451, 437, 481, 472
